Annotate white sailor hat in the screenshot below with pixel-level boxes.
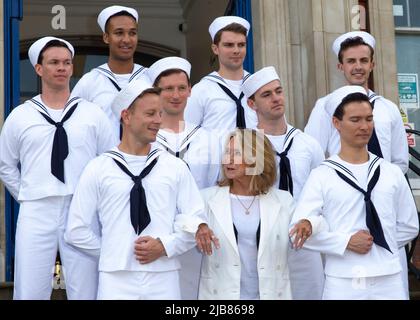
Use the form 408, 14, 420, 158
28, 36, 74, 67
332, 31, 376, 57
325, 85, 368, 117
242, 66, 280, 98
97, 5, 138, 33
147, 57, 191, 84
111, 78, 154, 119
208, 16, 250, 41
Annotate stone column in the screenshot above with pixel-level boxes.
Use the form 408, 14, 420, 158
368, 0, 399, 104
251, 0, 393, 128
251, 0, 296, 125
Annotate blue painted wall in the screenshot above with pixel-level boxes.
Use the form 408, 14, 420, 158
3, 0, 23, 281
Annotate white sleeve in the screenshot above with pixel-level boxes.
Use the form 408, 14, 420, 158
71, 75, 90, 100
304, 97, 330, 154
394, 170, 419, 248
184, 84, 205, 126
290, 171, 352, 256
95, 107, 119, 153
160, 162, 207, 258
389, 102, 409, 174
309, 138, 325, 170
0, 115, 21, 200
64, 160, 101, 257
206, 134, 222, 188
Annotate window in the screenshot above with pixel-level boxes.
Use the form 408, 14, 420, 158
394, 0, 420, 188
394, 0, 420, 28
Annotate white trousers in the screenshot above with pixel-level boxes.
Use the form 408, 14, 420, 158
398, 246, 409, 299
97, 270, 181, 300
288, 248, 325, 300
322, 272, 406, 300
178, 247, 203, 300
13, 196, 98, 300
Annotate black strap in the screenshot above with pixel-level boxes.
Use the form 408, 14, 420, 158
166, 143, 191, 171
100, 76, 123, 139
38, 104, 78, 183
107, 77, 122, 92
166, 143, 191, 160
113, 158, 158, 235
217, 83, 246, 129
276, 138, 294, 196
335, 166, 391, 253
367, 100, 384, 158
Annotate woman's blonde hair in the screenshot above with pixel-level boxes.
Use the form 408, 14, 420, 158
218, 129, 277, 195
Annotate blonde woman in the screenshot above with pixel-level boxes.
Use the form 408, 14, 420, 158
198, 129, 294, 300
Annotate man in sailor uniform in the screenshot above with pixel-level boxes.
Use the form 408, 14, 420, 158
305, 31, 408, 173
147, 56, 222, 300
184, 16, 257, 133
290, 86, 418, 300
65, 78, 218, 300
0, 37, 117, 299
148, 57, 221, 190
241, 66, 325, 300
72, 5, 148, 139
304, 30, 411, 297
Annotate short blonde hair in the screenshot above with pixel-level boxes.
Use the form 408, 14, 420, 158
218, 129, 277, 195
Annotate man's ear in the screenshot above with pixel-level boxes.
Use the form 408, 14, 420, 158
211, 43, 218, 56
247, 98, 257, 111
120, 109, 130, 125
337, 63, 343, 72
34, 64, 43, 77
332, 116, 341, 132
370, 60, 375, 73
103, 32, 109, 45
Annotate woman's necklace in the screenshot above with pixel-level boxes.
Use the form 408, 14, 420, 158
234, 194, 257, 215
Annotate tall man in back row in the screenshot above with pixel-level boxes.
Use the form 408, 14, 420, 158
185, 16, 257, 133
305, 31, 408, 173
72, 5, 148, 139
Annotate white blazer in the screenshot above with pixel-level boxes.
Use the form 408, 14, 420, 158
198, 186, 294, 300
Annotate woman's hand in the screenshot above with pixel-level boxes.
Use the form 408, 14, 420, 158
195, 223, 220, 255
289, 219, 312, 249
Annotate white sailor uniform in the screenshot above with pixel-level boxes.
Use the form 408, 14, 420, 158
265, 125, 325, 300
0, 95, 117, 300
290, 154, 419, 300
154, 122, 222, 300
65, 147, 207, 300
185, 71, 258, 133
71, 63, 148, 139
304, 91, 410, 295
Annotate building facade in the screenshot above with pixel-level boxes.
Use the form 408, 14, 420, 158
1, 0, 419, 284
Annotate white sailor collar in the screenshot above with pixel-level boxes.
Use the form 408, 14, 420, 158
322, 153, 383, 188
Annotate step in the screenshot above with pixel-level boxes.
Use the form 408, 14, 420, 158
0, 282, 66, 300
